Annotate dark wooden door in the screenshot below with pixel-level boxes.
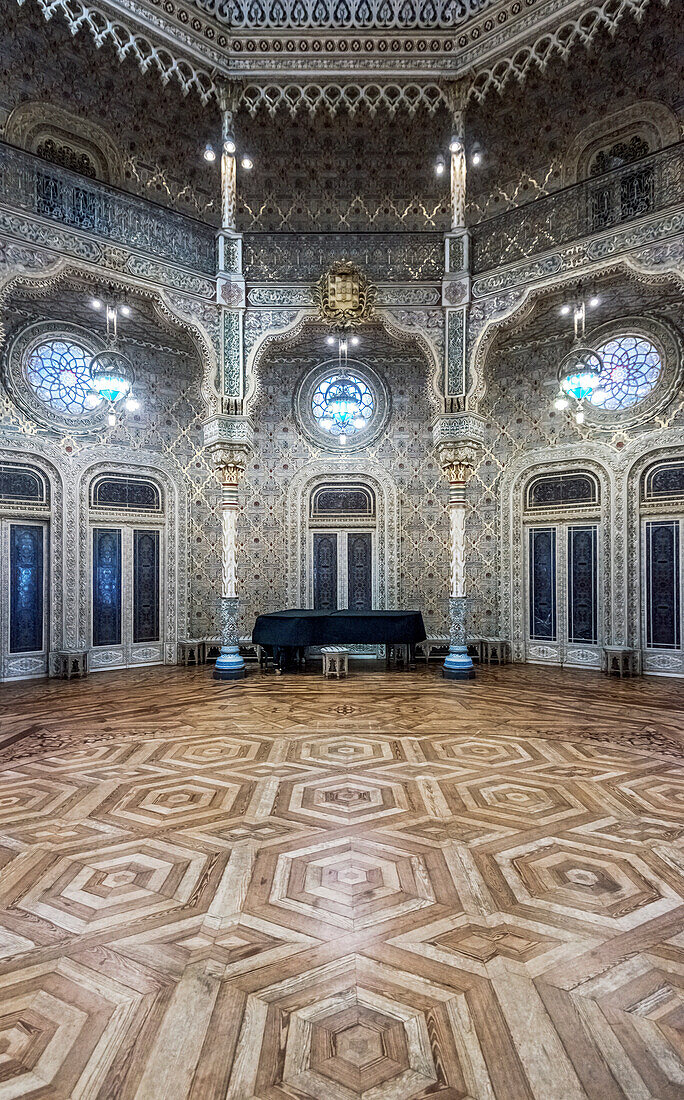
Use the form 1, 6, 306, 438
313, 533, 338, 610
347, 532, 372, 611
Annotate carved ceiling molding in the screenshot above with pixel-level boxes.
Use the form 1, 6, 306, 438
16, 0, 664, 111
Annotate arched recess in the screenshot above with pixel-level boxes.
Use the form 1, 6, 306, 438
468, 262, 684, 412
563, 101, 680, 185
0, 447, 65, 679
243, 306, 443, 418
78, 454, 187, 668
0, 261, 220, 415
4, 102, 125, 185
500, 446, 613, 664
286, 460, 399, 610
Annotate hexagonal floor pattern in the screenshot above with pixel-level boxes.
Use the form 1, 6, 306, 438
0, 662, 682, 1099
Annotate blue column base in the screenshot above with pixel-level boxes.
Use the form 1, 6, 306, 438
442, 645, 475, 681
213, 646, 246, 681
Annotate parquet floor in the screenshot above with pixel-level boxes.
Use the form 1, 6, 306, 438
0, 663, 683, 1099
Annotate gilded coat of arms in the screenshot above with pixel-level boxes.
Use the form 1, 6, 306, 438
315, 261, 376, 329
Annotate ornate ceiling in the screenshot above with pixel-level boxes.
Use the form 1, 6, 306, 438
21, 0, 661, 108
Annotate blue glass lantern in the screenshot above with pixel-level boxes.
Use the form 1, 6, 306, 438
88, 347, 133, 405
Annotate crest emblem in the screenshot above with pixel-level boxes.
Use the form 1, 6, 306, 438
315, 261, 376, 329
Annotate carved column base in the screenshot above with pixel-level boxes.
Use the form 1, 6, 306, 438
214, 596, 246, 681
443, 595, 475, 681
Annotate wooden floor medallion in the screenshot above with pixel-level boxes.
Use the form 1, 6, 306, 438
0, 663, 682, 1098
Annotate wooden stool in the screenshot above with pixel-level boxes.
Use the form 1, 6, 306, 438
482, 638, 511, 665
55, 650, 88, 679
204, 638, 222, 663
177, 639, 205, 666
466, 636, 485, 662
603, 646, 639, 678
239, 636, 268, 668
416, 636, 450, 665
386, 643, 411, 669
322, 646, 349, 678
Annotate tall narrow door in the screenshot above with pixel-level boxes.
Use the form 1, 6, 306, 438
1, 519, 48, 680
91, 525, 163, 670
312, 530, 373, 610
526, 523, 600, 667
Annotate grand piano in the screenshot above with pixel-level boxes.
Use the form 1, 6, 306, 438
252, 609, 427, 670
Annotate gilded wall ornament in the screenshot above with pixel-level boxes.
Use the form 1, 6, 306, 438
315, 261, 376, 329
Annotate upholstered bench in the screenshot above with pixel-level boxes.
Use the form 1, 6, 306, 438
321, 646, 349, 678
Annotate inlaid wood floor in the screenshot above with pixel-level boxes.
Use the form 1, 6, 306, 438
0, 663, 682, 1099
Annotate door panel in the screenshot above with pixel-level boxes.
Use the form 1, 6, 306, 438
529, 527, 556, 641
567, 526, 598, 644
313, 533, 338, 611
9, 523, 44, 654
133, 529, 160, 644
347, 532, 372, 611
92, 528, 122, 648
645, 520, 681, 649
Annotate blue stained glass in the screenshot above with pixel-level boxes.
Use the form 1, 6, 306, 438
10, 525, 43, 653
92, 528, 122, 647
590, 334, 662, 411
529, 527, 556, 641
312, 373, 375, 436
26, 339, 102, 416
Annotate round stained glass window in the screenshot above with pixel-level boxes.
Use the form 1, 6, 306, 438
590, 334, 662, 411
25, 339, 102, 416
311, 372, 375, 438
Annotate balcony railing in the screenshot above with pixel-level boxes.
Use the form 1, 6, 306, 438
0, 142, 216, 276
242, 231, 444, 282
471, 143, 683, 275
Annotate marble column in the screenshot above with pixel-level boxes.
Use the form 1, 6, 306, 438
204, 416, 253, 682
213, 454, 246, 680
440, 447, 476, 679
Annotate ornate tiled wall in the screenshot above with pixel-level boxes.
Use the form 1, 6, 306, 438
238, 324, 451, 633
0, 287, 222, 641
465, 271, 684, 641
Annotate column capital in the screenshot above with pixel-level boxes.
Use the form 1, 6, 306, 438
203, 414, 253, 480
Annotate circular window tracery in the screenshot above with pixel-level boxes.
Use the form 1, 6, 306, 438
311, 372, 375, 438
25, 339, 102, 415
590, 334, 662, 411
295, 358, 390, 453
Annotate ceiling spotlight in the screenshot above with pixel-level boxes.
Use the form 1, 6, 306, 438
449, 136, 463, 154
350, 335, 359, 346
119, 304, 131, 317
471, 151, 482, 166
240, 155, 253, 170
223, 138, 236, 155
125, 396, 140, 412
90, 297, 103, 310
559, 304, 571, 316
589, 295, 601, 308
203, 143, 216, 163
434, 154, 446, 177
326, 335, 336, 346
554, 396, 570, 411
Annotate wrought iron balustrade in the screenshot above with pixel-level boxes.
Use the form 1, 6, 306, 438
243, 231, 444, 282
0, 142, 216, 275
471, 143, 683, 275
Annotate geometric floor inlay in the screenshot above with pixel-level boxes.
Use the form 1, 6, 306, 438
0, 663, 683, 1098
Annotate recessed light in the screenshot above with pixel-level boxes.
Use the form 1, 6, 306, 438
223, 139, 236, 155
240, 155, 253, 170
91, 297, 103, 310
589, 296, 601, 308
559, 304, 571, 316
203, 143, 216, 162
119, 304, 131, 317
471, 152, 482, 166
326, 335, 336, 346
